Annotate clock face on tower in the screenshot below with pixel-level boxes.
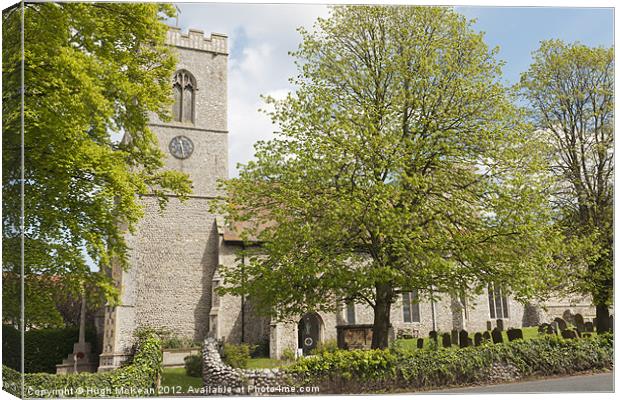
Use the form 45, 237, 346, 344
169, 135, 194, 159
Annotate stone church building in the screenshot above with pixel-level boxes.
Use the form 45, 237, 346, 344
97, 28, 596, 370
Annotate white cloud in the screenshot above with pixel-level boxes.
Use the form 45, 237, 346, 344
171, 3, 330, 176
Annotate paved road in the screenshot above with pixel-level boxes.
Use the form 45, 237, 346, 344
431, 372, 613, 393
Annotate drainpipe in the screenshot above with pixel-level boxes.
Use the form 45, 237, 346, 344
430, 286, 437, 331
241, 244, 245, 343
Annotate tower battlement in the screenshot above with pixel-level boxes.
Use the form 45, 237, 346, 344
166, 26, 228, 55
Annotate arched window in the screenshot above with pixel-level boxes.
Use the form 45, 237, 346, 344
488, 283, 509, 319
402, 290, 420, 323
346, 301, 356, 324
172, 69, 196, 123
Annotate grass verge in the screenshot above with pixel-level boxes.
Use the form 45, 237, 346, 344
161, 367, 202, 394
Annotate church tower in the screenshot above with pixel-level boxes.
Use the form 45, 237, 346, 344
99, 28, 228, 370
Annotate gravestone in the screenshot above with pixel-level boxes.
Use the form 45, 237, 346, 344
482, 331, 491, 342
491, 328, 503, 344
538, 323, 548, 334
459, 330, 469, 348
429, 330, 438, 343
561, 329, 576, 339
574, 314, 585, 333
582, 333, 592, 338
522, 303, 542, 327
574, 328, 581, 338
574, 313, 584, 328
562, 309, 575, 325
486, 321, 492, 331
507, 328, 523, 341
496, 319, 504, 331
417, 338, 424, 349
451, 329, 459, 345
474, 332, 483, 346
554, 317, 567, 331
584, 322, 594, 332
546, 324, 556, 335
442, 333, 452, 348
550, 321, 560, 334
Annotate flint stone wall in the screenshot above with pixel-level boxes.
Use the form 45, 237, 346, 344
202, 338, 290, 395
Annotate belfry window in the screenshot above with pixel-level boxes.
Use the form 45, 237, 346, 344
172, 69, 196, 123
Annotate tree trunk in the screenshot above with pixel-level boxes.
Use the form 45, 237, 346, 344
371, 283, 393, 349
595, 304, 610, 333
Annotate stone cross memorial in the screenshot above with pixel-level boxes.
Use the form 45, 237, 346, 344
56, 290, 97, 374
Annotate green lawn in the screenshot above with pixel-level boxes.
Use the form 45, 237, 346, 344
246, 357, 291, 369
161, 367, 202, 394
161, 359, 289, 391
395, 326, 567, 350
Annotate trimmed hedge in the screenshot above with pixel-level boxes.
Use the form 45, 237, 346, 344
2, 324, 99, 373
286, 334, 613, 393
2, 332, 162, 398
2, 325, 20, 372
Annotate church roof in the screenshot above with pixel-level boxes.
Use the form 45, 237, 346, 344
222, 219, 263, 243
217, 215, 275, 244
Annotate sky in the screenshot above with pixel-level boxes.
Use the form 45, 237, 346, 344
168, 3, 614, 177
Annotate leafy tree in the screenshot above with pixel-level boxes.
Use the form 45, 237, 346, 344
216, 6, 558, 348
2, 3, 191, 326
2, 273, 64, 329
519, 40, 614, 332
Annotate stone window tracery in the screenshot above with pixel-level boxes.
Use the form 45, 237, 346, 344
488, 283, 509, 319
346, 301, 356, 324
172, 69, 196, 123
402, 290, 420, 323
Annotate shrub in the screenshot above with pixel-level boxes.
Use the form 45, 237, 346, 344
286, 334, 613, 393
281, 348, 297, 362
310, 339, 339, 355
2, 331, 162, 398
222, 343, 255, 369
2, 324, 99, 373
2, 324, 20, 372
184, 354, 202, 377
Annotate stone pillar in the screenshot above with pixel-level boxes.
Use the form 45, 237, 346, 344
269, 320, 299, 360
522, 302, 542, 327
78, 290, 86, 344
269, 322, 282, 360
451, 294, 465, 331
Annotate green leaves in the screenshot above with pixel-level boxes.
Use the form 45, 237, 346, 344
2, 3, 191, 323
216, 6, 559, 324
286, 334, 613, 393
518, 40, 614, 308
